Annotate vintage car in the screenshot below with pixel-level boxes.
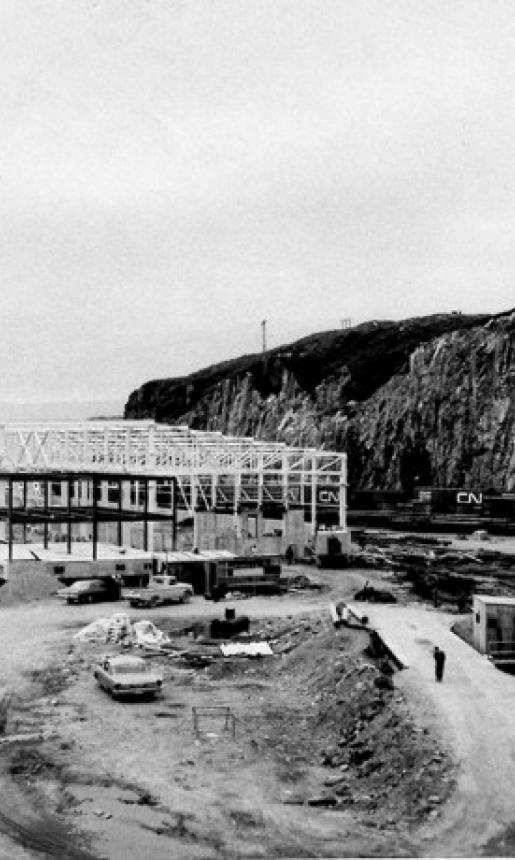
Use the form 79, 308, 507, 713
60, 578, 119, 604
125, 574, 193, 608
93, 655, 163, 698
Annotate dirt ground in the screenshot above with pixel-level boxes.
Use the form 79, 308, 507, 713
0, 565, 457, 858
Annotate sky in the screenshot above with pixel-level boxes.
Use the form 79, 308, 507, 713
0, 0, 514, 404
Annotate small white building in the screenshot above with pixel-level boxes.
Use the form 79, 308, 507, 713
473, 595, 515, 660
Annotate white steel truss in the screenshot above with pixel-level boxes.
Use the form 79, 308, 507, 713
0, 421, 347, 524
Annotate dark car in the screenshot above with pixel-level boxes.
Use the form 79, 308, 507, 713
60, 579, 119, 604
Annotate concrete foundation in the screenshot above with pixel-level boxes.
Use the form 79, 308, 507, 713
192, 508, 314, 557
195, 512, 240, 553
282, 508, 311, 556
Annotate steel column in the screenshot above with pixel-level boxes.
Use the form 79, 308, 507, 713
92, 477, 98, 560
67, 478, 72, 554
117, 478, 123, 546
43, 479, 49, 549
7, 478, 13, 562
143, 478, 148, 551
339, 455, 347, 530
311, 455, 318, 536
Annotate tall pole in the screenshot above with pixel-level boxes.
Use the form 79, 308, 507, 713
339, 454, 347, 531
43, 479, 49, 549
8, 478, 13, 562
172, 479, 177, 551
67, 478, 72, 554
143, 477, 148, 552
92, 477, 98, 561
117, 478, 123, 547
261, 319, 267, 353
22, 479, 27, 546
311, 455, 318, 538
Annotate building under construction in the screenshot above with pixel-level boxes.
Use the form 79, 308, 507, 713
0, 421, 348, 568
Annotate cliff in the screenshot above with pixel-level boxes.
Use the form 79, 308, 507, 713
125, 310, 515, 491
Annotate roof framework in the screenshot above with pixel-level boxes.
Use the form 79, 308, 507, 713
0, 421, 347, 522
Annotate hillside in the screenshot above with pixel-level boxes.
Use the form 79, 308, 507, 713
125, 310, 515, 491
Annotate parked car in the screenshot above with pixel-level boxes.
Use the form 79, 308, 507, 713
93, 655, 163, 699
60, 579, 119, 604
125, 575, 193, 608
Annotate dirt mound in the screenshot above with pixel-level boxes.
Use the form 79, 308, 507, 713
264, 627, 454, 826
0, 570, 59, 606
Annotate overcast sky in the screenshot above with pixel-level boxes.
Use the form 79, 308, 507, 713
0, 0, 514, 403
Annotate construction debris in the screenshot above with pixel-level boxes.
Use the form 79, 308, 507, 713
133, 620, 171, 650
73, 614, 171, 650
352, 530, 515, 609
281, 573, 322, 591
220, 642, 273, 658
73, 613, 131, 644
354, 585, 397, 604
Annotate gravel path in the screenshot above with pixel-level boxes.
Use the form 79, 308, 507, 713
366, 603, 515, 856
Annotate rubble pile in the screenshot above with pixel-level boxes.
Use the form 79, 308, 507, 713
353, 531, 515, 609
262, 628, 454, 826
314, 666, 453, 823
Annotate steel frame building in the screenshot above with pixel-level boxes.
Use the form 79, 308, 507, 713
0, 421, 347, 545
0, 470, 175, 561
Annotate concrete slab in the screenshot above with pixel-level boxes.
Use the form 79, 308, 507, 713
0, 541, 153, 562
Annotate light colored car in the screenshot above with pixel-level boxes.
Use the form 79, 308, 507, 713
93, 655, 163, 698
126, 575, 193, 608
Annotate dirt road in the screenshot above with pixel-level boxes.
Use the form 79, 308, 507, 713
0, 565, 502, 858
366, 603, 515, 856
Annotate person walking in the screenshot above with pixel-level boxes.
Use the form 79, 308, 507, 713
433, 646, 446, 682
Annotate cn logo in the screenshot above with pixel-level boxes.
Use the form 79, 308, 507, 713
318, 489, 340, 505
456, 492, 483, 505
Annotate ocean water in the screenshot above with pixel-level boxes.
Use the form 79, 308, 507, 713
0, 399, 124, 423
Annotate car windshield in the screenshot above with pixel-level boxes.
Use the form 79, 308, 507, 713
112, 663, 149, 675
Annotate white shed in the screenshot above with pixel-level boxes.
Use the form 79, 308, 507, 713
473, 595, 515, 660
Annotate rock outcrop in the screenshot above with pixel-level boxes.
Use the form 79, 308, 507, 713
125, 310, 515, 491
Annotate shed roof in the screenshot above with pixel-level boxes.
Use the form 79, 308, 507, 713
475, 595, 515, 606
154, 549, 235, 564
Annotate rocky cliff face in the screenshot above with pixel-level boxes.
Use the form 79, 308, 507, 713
125, 311, 515, 491
342, 312, 515, 491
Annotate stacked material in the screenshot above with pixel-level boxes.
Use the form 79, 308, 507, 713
220, 642, 273, 657
73, 613, 170, 649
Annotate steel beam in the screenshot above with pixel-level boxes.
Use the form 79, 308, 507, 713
0, 421, 347, 532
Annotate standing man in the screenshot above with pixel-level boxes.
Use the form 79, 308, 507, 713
433, 646, 446, 682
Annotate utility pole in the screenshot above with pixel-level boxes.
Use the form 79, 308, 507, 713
261, 319, 267, 353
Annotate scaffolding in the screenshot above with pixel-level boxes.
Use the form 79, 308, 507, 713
0, 421, 347, 527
